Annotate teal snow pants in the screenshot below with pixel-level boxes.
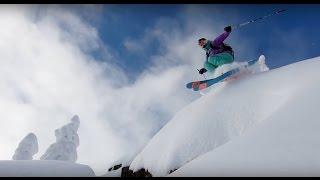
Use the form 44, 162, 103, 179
204, 52, 234, 73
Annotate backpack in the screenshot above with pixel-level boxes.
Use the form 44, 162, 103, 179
206, 42, 234, 59
221, 43, 234, 56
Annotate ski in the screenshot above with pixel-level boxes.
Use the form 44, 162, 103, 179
186, 58, 259, 91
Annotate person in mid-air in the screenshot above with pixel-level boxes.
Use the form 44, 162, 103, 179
198, 26, 234, 75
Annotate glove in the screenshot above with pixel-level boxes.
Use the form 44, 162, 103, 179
224, 26, 232, 33
199, 68, 207, 74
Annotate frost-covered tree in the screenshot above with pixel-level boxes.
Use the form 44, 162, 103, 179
12, 133, 38, 160
40, 115, 80, 162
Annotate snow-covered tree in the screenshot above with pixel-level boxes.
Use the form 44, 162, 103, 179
12, 133, 38, 160
40, 115, 80, 162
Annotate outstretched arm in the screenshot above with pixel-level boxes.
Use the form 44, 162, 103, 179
212, 26, 231, 47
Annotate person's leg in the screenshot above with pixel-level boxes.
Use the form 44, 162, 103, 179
204, 59, 218, 73
208, 52, 234, 67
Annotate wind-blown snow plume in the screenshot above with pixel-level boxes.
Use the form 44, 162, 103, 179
130, 56, 270, 176
170, 56, 320, 177
12, 133, 38, 160
0, 4, 264, 175
0, 5, 198, 174
40, 115, 80, 162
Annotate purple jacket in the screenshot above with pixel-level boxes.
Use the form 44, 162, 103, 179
204, 31, 231, 57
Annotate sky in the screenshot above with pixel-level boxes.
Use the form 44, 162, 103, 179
0, 4, 319, 176
97, 4, 320, 77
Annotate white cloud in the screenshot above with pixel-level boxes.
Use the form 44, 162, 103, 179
123, 38, 144, 53
0, 4, 264, 176
0, 4, 128, 175
0, 4, 198, 175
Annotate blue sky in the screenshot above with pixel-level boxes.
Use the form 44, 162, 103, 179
2, 5, 320, 174
90, 4, 320, 78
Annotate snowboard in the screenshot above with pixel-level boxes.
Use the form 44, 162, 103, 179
186, 58, 259, 91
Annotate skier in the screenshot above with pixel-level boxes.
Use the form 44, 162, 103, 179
198, 26, 234, 75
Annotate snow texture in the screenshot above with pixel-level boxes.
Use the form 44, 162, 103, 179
12, 133, 38, 160
130, 55, 320, 176
40, 115, 80, 162
0, 160, 95, 177
170, 56, 320, 177
130, 55, 268, 176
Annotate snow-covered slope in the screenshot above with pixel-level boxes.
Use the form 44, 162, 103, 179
0, 160, 95, 177
170, 57, 320, 177
130, 55, 320, 176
